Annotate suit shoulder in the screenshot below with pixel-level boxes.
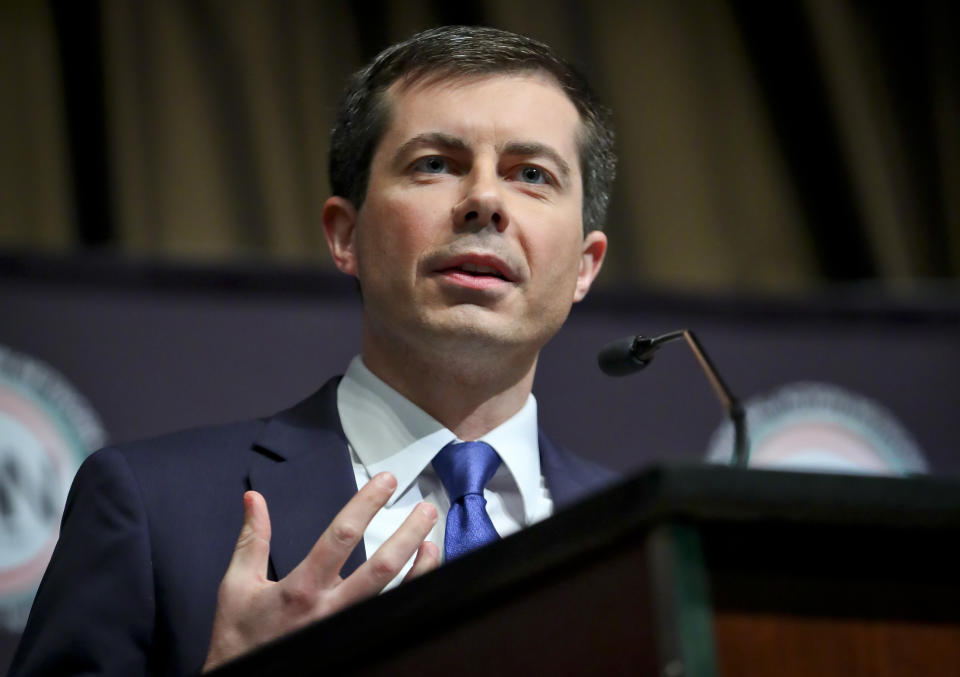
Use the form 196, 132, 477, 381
539, 430, 620, 506
105, 418, 264, 461
80, 418, 266, 495
557, 443, 619, 485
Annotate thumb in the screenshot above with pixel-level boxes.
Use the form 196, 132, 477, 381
227, 490, 272, 579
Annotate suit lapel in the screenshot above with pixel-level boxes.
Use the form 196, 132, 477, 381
248, 378, 366, 580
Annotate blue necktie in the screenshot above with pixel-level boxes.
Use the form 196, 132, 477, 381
432, 440, 502, 561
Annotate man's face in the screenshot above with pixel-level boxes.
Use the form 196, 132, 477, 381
324, 72, 606, 363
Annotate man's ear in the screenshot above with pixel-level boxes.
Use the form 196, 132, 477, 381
322, 196, 359, 276
573, 230, 607, 302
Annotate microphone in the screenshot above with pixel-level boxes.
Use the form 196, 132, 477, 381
597, 330, 750, 468
597, 331, 685, 376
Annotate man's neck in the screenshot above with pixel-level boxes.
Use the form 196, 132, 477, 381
360, 336, 538, 441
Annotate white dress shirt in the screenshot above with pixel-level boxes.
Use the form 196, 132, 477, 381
337, 356, 554, 588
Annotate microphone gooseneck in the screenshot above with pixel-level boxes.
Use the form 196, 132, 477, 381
597, 330, 750, 468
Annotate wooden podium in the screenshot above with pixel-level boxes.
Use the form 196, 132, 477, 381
212, 465, 960, 676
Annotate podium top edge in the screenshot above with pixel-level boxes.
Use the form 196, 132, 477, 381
611, 463, 960, 528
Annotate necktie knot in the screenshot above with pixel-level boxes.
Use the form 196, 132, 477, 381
432, 440, 502, 502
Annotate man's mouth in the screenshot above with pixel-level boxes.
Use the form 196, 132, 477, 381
445, 262, 508, 280
435, 253, 516, 280
433, 253, 517, 290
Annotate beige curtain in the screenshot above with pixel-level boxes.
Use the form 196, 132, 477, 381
806, 0, 960, 280
101, 0, 360, 262
2, 0, 957, 292
0, 1, 75, 251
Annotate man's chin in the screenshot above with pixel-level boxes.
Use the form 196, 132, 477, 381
420, 309, 559, 356
416, 310, 522, 347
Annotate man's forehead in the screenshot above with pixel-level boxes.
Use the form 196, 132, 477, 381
380, 71, 584, 156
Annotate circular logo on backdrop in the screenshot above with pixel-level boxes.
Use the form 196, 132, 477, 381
706, 381, 928, 475
0, 344, 106, 631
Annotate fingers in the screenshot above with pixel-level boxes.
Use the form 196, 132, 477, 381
205, 487, 439, 672
402, 541, 441, 583
299, 472, 399, 586
203, 492, 274, 672
335, 501, 438, 604
225, 491, 272, 581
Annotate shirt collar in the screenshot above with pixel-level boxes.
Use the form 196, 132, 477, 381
337, 356, 543, 522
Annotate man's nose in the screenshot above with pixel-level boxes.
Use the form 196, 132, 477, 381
452, 169, 510, 232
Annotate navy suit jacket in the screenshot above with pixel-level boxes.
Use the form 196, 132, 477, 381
11, 378, 615, 676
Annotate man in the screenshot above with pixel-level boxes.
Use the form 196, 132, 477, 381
11, 25, 617, 676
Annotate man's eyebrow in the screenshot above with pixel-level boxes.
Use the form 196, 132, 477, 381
502, 141, 572, 182
392, 132, 469, 168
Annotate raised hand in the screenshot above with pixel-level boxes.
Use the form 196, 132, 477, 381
202, 472, 439, 671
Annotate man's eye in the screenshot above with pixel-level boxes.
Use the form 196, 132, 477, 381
412, 156, 448, 173
518, 166, 548, 185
